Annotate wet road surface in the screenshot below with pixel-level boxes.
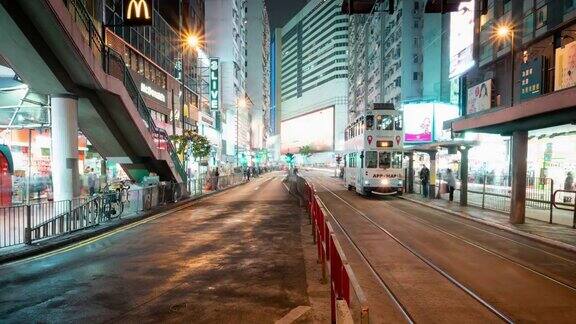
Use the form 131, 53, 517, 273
0, 173, 309, 323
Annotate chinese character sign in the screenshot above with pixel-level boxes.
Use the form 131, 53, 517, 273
520, 56, 544, 101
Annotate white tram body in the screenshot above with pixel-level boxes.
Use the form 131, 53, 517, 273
344, 106, 405, 195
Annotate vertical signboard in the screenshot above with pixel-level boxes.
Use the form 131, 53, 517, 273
209, 58, 219, 111
520, 56, 544, 101
466, 80, 492, 114
123, 0, 153, 26
403, 103, 434, 143
449, 0, 475, 78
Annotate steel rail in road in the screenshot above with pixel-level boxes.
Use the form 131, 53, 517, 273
310, 176, 514, 324
316, 194, 415, 324
321, 174, 576, 266
377, 200, 576, 293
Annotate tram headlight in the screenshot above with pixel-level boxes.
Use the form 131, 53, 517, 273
364, 180, 370, 185
398, 180, 403, 186
381, 179, 389, 185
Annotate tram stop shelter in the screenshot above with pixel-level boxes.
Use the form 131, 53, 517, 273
405, 140, 479, 206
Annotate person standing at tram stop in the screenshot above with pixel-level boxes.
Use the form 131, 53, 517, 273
445, 169, 456, 202
564, 172, 574, 203
419, 164, 430, 198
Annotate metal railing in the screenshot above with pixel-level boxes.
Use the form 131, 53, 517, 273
63, 0, 187, 182
551, 190, 576, 228
293, 175, 369, 323
414, 175, 556, 216
0, 173, 247, 248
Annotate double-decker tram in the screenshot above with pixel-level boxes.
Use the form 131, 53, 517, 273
344, 105, 405, 195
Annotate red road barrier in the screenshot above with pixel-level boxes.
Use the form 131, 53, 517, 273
302, 180, 368, 323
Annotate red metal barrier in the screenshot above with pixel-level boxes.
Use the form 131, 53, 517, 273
304, 180, 354, 323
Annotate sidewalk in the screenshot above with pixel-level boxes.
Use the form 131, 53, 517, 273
402, 193, 576, 252
0, 180, 246, 265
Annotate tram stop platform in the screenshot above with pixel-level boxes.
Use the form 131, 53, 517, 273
402, 194, 576, 252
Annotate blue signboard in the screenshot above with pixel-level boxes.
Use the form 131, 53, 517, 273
520, 56, 544, 101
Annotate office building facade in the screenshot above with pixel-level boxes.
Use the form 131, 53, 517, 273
205, 0, 250, 164
246, 0, 270, 151
279, 0, 348, 163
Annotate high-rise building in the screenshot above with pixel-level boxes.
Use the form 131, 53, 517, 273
278, 0, 348, 163
246, 0, 270, 151
205, 0, 249, 165
347, 1, 425, 119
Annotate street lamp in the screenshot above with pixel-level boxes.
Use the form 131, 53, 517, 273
495, 23, 515, 107
236, 97, 247, 167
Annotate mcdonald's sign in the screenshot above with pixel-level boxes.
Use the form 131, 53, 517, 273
124, 0, 153, 26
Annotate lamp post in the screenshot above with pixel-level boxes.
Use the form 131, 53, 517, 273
237, 97, 247, 167
496, 24, 515, 107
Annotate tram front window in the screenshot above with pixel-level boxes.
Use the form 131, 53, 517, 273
378, 152, 391, 169
376, 115, 394, 130
392, 152, 403, 169
365, 151, 377, 168
394, 115, 403, 130
366, 115, 374, 130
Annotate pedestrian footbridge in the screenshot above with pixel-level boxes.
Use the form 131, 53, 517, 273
0, 0, 186, 186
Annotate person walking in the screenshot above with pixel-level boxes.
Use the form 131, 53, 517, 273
446, 168, 456, 202
564, 172, 574, 203
419, 165, 430, 198
88, 168, 97, 196
214, 168, 220, 190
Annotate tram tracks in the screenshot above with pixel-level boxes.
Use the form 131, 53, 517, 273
310, 176, 514, 323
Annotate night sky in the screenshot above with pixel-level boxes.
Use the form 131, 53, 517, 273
265, 0, 308, 29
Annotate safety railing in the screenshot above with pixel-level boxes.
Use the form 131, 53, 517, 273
414, 175, 566, 224
62, 0, 187, 182
299, 176, 369, 324
552, 190, 576, 228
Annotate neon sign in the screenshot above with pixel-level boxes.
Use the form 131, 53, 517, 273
124, 0, 152, 26
210, 58, 219, 111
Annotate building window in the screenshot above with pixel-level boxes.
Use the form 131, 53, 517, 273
413, 72, 419, 80
536, 5, 547, 29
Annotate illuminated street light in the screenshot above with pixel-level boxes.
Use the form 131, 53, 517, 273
493, 22, 516, 107
185, 34, 200, 50
496, 25, 512, 39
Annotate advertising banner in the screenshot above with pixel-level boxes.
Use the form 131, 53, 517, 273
467, 80, 492, 114
520, 56, 544, 101
280, 107, 334, 154
554, 41, 576, 91
449, 0, 475, 78
404, 103, 433, 143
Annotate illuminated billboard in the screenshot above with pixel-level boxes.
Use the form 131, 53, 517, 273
449, 0, 475, 78
404, 103, 459, 143
281, 107, 334, 154
404, 103, 433, 143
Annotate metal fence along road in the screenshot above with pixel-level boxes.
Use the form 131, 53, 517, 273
413, 175, 576, 226
0, 174, 245, 249
288, 174, 369, 323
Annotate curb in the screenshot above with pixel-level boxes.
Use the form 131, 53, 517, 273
399, 196, 576, 254
0, 182, 247, 265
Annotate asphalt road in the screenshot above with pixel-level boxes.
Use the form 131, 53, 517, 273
0, 172, 309, 323
305, 170, 576, 323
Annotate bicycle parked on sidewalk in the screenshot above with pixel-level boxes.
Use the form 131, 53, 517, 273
93, 180, 131, 220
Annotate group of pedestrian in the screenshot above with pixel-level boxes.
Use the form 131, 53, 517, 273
419, 164, 456, 202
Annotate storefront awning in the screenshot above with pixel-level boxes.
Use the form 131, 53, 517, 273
449, 85, 576, 135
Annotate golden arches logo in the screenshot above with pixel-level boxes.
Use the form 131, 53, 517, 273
127, 0, 150, 20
